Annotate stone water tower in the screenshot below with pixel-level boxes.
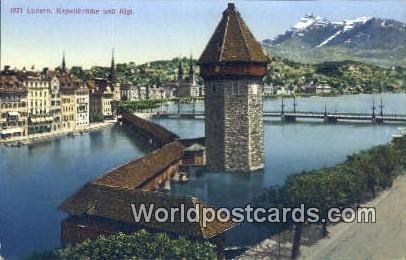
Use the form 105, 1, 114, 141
198, 3, 269, 172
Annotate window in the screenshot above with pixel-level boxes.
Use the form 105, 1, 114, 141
232, 83, 238, 95
251, 85, 258, 95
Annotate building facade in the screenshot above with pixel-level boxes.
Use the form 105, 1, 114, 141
121, 84, 139, 101
164, 58, 201, 98
0, 76, 28, 140
24, 76, 53, 134
60, 77, 78, 132
49, 74, 62, 132
198, 3, 269, 172
75, 84, 90, 129
89, 79, 115, 120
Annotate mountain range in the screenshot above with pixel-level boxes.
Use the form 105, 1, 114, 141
262, 14, 406, 67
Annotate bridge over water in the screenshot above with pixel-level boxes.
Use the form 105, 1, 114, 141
153, 111, 406, 124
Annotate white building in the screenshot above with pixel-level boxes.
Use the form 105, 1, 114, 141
75, 84, 89, 129
121, 84, 139, 101
48, 74, 61, 132
263, 85, 275, 96
275, 86, 293, 95
316, 83, 332, 94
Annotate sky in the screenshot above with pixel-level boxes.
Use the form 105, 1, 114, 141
1, 0, 405, 69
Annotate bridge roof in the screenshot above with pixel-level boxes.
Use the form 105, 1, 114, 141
122, 111, 179, 145
59, 182, 234, 239
198, 3, 269, 65
92, 141, 184, 189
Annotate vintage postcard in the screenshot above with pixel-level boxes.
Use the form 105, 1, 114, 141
1, 0, 405, 259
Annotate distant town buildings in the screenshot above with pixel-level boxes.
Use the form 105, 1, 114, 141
316, 83, 332, 94
163, 57, 202, 98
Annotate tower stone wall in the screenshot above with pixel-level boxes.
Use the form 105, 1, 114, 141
205, 79, 264, 172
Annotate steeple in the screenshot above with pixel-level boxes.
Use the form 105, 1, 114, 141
177, 60, 183, 81
61, 51, 66, 73
188, 55, 194, 84
110, 48, 116, 82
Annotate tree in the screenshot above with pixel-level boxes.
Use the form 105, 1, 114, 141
29, 230, 216, 260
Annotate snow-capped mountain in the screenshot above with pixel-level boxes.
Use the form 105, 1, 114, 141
264, 14, 406, 49
262, 14, 406, 67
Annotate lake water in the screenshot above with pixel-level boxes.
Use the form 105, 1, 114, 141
1, 93, 405, 258
0, 127, 150, 259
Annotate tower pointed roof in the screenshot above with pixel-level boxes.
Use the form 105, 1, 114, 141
198, 3, 268, 65
110, 49, 116, 81
189, 55, 194, 74
61, 51, 66, 72
178, 60, 183, 75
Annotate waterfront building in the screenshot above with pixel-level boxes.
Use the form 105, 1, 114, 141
88, 79, 115, 120
263, 85, 275, 96
120, 84, 139, 101
47, 72, 62, 132
198, 3, 269, 172
24, 75, 53, 134
316, 83, 332, 94
275, 85, 293, 95
60, 77, 79, 132
0, 75, 28, 140
138, 86, 148, 100
75, 84, 90, 129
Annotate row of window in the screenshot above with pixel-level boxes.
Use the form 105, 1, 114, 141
28, 91, 48, 98
29, 100, 47, 107
25, 81, 48, 87
29, 108, 49, 113
0, 103, 26, 108
63, 115, 75, 121
62, 107, 75, 113
0, 95, 23, 101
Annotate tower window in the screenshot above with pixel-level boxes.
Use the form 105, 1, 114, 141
232, 83, 238, 95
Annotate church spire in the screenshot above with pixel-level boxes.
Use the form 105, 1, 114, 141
188, 55, 194, 84
177, 59, 183, 81
110, 48, 116, 82
189, 55, 194, 75
61, 51, 66, 73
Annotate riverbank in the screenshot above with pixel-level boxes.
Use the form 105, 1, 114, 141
0, 120, 116, 146
238, 174, 406, 259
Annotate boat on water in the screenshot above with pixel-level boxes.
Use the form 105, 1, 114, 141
4, 141, 21, 147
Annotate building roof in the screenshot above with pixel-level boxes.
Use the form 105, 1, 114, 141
198, 3, 269, 65
93, 141, 184, 190
121, 112, 179, 145
59, 183, 234, 239
0, 75, 27, 94
184, 143, 205, 152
